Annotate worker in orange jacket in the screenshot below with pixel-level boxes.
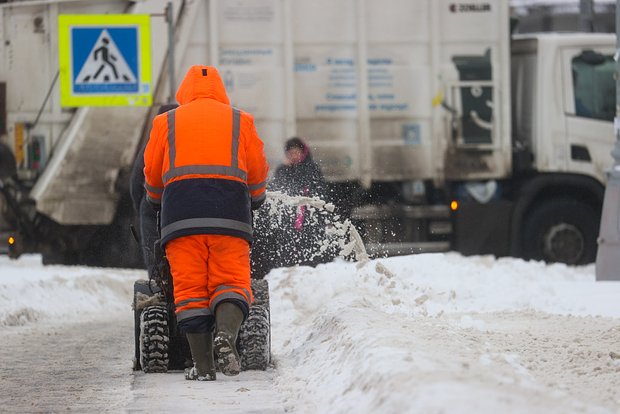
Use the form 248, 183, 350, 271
144, 65, 269, 381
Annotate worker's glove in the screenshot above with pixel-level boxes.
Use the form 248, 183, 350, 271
251, 198, 265, 210
147, 199, 161, 212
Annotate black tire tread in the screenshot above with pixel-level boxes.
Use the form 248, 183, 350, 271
251, 279, 270, 308
140, 305, 170, 373
522, 197, 598, 264
239, 304, 271, 371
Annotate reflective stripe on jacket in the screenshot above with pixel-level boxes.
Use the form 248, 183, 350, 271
143, 65, 269, 244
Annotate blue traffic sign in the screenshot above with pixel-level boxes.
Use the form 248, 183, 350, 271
58, 14, 151, 107
72, 27, 139, 93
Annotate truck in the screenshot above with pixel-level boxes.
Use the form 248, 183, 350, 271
0, 0, 615, 267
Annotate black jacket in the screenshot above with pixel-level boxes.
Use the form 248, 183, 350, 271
270, 155, 325, 198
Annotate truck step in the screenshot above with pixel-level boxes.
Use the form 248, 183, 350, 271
365, 241, 451, 257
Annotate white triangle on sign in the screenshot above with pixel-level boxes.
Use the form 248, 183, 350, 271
75, 29, 137, 85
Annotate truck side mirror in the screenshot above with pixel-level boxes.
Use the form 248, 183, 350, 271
578, 50, 607, 66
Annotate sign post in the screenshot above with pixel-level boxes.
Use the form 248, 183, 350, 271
165, 2, 176, 104
595, 0, 620, 281
58, 14, 151, 107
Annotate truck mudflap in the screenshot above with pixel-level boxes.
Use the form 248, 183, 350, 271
452, 199, 512, 258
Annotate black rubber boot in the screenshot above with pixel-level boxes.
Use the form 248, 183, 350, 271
214, 302, 244, 376
184, 332, 216, 381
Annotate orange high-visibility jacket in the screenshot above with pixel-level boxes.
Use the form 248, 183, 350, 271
143, 65, 269, 244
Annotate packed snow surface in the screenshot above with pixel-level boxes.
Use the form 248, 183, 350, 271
1, 253, 620, 413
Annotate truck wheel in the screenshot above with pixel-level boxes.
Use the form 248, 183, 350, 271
140, 305, 170, 373
522, 198, 598, 265
239, 304, 271, 371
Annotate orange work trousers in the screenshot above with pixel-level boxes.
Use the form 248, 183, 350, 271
165, 234, 252, 321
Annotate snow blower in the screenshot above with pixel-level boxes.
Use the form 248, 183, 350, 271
132, 213, 271, 373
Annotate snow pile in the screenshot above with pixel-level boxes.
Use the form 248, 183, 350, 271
268, 254, 620, 413
2, 251, 620, 412
0, 255, 140, 326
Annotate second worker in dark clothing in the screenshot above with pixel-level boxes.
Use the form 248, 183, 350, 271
253, 137, 332, 274
270, 137, 325, 198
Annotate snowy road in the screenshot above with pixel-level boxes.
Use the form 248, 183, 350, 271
0, 314, 284, 413
0, 318, 134, 412
1, 254, 620, 413
1, 305, 617, 413
131, 368, 283, 413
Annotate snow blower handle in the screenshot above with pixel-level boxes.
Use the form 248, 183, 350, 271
151, 210, 174, 303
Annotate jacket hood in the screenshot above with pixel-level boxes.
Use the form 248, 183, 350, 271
176, 65, 230, 106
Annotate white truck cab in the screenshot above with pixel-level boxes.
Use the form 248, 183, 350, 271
512, 33, 615, 183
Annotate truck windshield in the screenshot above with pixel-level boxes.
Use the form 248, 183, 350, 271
571, 51, 615, 122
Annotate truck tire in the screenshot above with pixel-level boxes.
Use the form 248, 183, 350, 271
140, 305, 170, 373
522, 198, 598, 265
239, 304, 271, 371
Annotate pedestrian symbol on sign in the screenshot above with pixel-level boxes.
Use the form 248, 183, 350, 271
73, 28, 138, 93
80, 36, 132, 83
58, 14, 152, 106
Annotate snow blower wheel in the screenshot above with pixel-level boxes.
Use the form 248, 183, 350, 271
239, 304, 271, 370
139, 305, 170, 373
237, 279, 271, 370
133, 278, 271, 373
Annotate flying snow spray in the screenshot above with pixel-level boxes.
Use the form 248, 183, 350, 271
251, 191, 368, 277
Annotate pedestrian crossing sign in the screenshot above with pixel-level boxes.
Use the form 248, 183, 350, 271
58, 14, 151, 107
